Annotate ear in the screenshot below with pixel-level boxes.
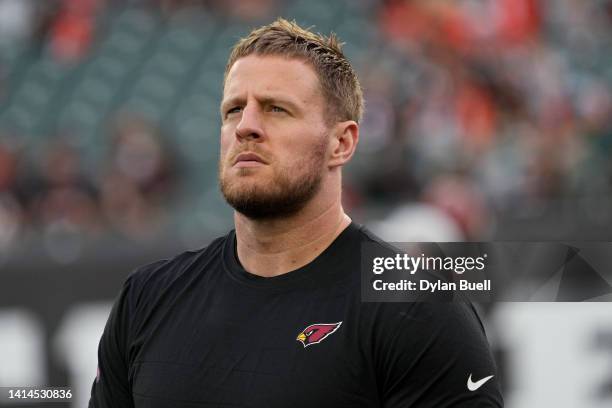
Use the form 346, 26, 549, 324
328, 120, 359, 169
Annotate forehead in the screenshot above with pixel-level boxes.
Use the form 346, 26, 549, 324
223, 55, 322, 103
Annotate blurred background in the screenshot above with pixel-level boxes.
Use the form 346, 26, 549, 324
0, 0, 612, 407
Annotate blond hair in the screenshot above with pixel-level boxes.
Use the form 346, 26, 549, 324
224, 18, 364, 124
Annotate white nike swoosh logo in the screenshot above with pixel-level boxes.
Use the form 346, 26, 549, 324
467, 373, 494, 391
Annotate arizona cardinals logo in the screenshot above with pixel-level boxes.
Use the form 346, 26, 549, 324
296, 322, 342, 348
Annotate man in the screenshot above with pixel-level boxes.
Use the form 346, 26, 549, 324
90, 18, 503, 407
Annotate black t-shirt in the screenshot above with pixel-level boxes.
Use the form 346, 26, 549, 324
89, 223, 503, 407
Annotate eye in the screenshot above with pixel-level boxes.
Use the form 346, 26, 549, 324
270, 105, 288, 114
226, 106, 243, 115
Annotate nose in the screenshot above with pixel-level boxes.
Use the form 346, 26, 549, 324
235, 104, 264, 142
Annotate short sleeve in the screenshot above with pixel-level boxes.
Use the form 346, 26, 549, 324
88, 275, 136, 408
376, 301, 503, 407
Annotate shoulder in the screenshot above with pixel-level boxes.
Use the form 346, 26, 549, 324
349, 222, 402, 257
353, 223, 390, 246
123, 233, 229, 308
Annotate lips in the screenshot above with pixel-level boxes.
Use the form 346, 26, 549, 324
233, 152, 268, 166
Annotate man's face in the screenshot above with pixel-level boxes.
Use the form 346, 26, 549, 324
218, 55, 331, 219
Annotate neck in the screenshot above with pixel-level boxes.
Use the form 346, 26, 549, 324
234, 195, 351, 277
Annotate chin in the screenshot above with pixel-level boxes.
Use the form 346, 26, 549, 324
226, 174, 269, 191
221, 177, 270, 200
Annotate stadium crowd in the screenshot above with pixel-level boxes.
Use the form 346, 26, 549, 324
0, 0, 611, 256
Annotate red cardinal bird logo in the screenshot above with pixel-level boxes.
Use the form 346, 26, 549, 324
296, 322, 342, 348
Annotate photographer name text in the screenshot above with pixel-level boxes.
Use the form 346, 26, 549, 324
372, 279, 491, 292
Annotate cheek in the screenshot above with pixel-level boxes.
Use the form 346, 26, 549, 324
219, 129, 233, 158
279, 143, 323, 172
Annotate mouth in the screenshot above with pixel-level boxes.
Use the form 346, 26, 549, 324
233, 152, 268, 168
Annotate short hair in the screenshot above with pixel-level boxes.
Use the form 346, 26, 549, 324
224, 18, 364, 124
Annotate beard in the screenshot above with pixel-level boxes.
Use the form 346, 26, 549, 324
219, 141, 327, 220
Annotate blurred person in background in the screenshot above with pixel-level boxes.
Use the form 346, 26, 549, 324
100, 113, 179, 240
28, 138, 102, 262
32, 138, 100, 233
89, 18, 502, 407
48, 0, 104, 63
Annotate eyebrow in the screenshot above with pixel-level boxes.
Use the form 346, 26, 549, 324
220, 94, 302, 114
